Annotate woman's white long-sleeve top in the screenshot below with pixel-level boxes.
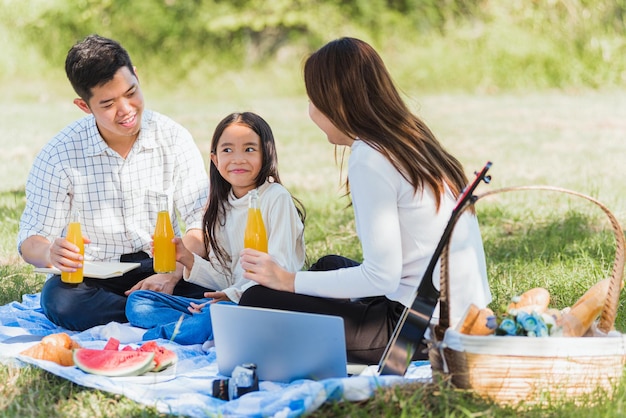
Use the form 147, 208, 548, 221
294, 140, 491, 327
184, 181, 305, 303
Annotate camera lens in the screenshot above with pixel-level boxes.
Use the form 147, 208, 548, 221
212, 363, 259, 401
212, 378, 230, 401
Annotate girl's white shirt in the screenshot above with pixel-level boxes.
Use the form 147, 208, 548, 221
183, 181, 305, 303
295, 140, 491, 327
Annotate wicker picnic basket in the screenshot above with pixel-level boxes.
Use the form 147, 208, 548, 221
428, 185, 626, 407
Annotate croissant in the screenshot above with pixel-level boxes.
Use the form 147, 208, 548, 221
42, 332, 81, 349
20, 332, 81, 366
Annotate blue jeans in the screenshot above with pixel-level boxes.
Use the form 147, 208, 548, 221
126, 290, 235, 345
40, 256, 212, 331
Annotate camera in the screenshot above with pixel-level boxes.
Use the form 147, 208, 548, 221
212, 363, 259, 401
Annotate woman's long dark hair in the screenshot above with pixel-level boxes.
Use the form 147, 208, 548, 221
304, 37, 468, 210
203, 112, 306, 273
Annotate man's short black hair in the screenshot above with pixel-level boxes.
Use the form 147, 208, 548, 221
65, 34, 136, 102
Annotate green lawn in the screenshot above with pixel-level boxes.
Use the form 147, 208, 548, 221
1, 83, 626, 416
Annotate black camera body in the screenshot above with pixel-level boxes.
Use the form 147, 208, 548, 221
212, 363, 259, 401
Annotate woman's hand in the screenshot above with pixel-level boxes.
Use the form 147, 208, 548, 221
240, 248, 296, 292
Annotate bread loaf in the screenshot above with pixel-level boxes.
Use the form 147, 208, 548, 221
559, 278, 612, 337
508, 287, 550, 314
457, 303, 496, 335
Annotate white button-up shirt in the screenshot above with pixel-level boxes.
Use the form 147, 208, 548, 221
18, 110, 209, 262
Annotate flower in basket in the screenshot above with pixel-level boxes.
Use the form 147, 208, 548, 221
492, 286, 565, 337
495, 310, 552, 337
497, 317, 518, 336
518, 311, 549, 337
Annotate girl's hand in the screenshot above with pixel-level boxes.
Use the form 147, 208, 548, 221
173, 237, 194, 271
203, 291, 231, 303
149, 237, 194, 271
187, 292, 231, 314
188, 301, 207, 314
240, 248, 296, 292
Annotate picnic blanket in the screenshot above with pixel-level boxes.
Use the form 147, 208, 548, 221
0, 293, 432, 417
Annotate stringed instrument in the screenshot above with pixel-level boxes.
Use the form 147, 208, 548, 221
377, 161, 492, 375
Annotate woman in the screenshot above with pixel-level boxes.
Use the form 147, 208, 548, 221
239, 37, 490, 365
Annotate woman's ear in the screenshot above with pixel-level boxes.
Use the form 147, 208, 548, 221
73, 98, 92, 114
210, 152, 218, 166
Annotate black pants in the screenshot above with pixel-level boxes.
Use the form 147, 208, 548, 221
41, 252, 211, 331
239, 255, 406, 365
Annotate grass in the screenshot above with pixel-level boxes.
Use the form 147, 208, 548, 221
1, 77, 626, 416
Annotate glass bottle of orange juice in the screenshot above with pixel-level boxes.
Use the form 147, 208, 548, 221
153, 193, 177, 273
244, 189, 268, 252
61, 209, 84, 284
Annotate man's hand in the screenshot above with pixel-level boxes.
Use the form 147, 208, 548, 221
49, 236, 91, 272
20, 234, 91, 270
124, 273, 180, 295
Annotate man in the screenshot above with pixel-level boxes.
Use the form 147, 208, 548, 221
17, 34, 211, 331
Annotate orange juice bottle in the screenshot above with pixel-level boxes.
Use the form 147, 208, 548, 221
244, 189, 268, 252
153, 193, 177, 273
61, 210, 84, 284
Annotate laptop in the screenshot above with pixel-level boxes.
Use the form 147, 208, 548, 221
210, 303, 349, 383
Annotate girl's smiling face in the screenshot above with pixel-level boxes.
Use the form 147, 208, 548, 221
210, 123, 263, 198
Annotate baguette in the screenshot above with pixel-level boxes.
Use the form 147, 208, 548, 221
559, 278, 613, 337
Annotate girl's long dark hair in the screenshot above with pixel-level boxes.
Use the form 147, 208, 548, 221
203, 112, 306, 272
304, 37, 468, 210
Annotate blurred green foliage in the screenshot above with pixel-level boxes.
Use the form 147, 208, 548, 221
1, 0, 626, 91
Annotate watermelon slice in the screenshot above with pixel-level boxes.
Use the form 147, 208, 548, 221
103, 337, 120, 351
137, 341, 178, 372
73, 348, 155, 377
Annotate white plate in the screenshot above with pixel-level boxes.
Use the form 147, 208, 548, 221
109, 363, 177, 384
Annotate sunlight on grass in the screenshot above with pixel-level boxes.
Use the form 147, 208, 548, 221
1, 58, 626, 418
1, 87, 626, 417
2, 1, 626, 415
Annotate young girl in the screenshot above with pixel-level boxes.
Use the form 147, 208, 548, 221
238, 37, 491, 365
125, 112, 306, 344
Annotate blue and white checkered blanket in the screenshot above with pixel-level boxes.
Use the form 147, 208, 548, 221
0, 294, 432, 417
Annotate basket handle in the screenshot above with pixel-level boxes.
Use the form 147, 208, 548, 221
436, 185, 626, 335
